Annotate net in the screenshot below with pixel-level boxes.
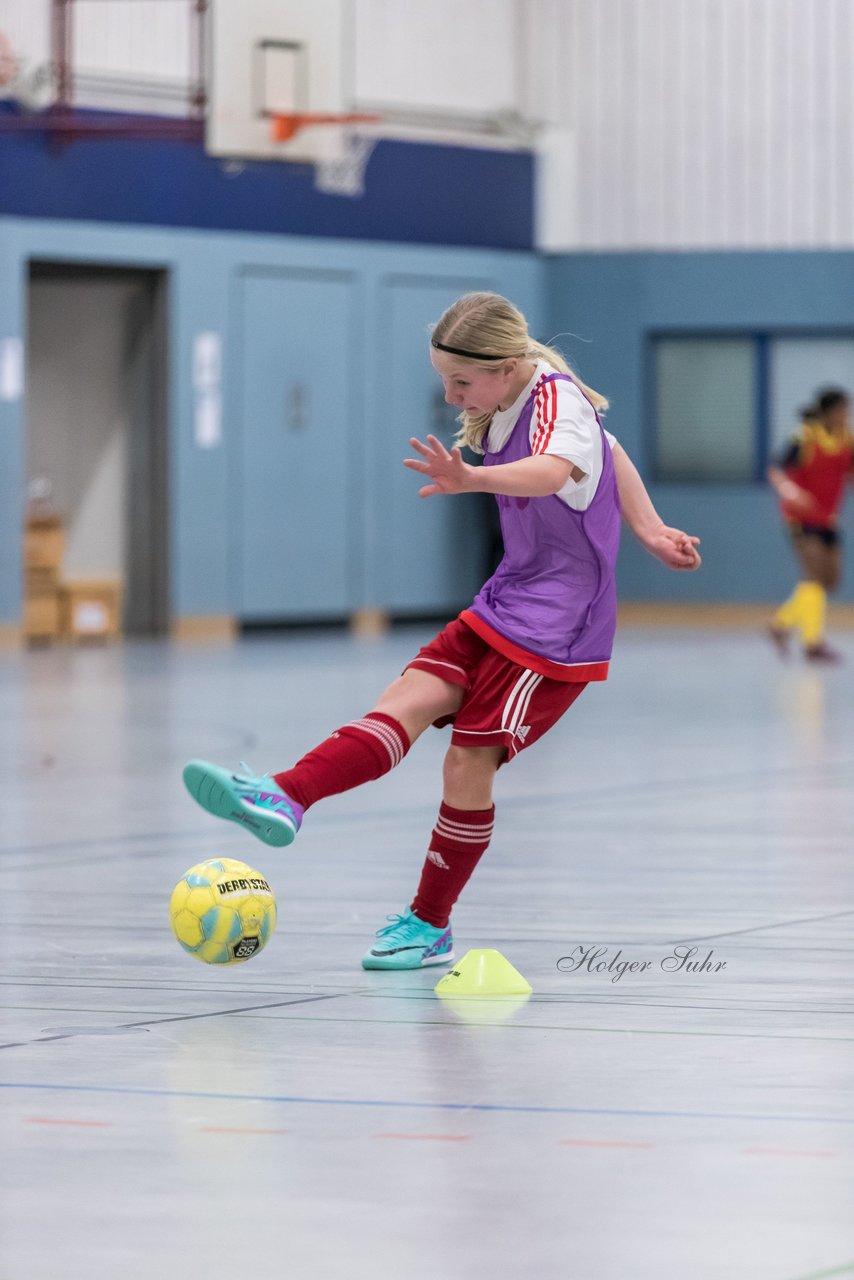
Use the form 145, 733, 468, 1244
313, 130, 377, 198
269, 112, 380, 198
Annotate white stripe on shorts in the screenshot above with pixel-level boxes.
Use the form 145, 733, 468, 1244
411, 657, 468, 679
501, 670, 542, 736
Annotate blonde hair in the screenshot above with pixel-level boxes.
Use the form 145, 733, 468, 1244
431, 292, 609, 453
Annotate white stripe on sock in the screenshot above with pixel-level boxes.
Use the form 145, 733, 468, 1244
346, 717, 405, 768
435, 819, 494, 840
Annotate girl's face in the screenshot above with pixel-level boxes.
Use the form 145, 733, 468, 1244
431, 350, 532, 415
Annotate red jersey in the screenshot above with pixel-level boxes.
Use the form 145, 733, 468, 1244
779, 423, 853, 527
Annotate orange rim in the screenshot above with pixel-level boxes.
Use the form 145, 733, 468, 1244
270, 112, 380, 143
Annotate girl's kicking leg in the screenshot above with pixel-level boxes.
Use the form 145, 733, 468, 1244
183, 669, 463, 847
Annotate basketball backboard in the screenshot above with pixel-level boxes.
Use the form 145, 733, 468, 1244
206, 0, 542, 195
206, 0, 350, 166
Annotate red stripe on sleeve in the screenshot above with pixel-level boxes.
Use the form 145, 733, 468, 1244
530, 378, 547, 454
533, 378, 558, 455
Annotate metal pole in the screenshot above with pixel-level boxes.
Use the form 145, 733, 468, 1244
190, 0, 208, 116
51, 0, 73, 108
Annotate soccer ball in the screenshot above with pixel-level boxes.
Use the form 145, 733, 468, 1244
169, 857, 277, 965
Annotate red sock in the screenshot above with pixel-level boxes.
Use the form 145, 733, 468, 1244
410, 802, 495, 928
272, 712, 410, 811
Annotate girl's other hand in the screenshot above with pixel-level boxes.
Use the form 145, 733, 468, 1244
646, 526, 702, 570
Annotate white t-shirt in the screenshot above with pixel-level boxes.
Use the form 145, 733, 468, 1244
486, 360, 616, 511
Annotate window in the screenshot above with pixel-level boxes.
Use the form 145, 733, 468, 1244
654, 338, 756, 481
652, 334, 854, 481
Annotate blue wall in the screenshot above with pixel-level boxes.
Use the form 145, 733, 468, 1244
0, 214, 541, 627
547, 252, 854, 603
4, 214, 854, 628
0, 116, 533, 250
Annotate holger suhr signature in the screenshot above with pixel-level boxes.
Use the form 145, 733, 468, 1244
557, 945, 727, 983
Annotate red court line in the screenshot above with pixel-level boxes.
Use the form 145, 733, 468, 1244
744, 1147, 837, 1158
25, 1117, 113, 1128
377, 1133, 471, 1142
199, 1127, 289, 1135
558, 1139, 654, 1149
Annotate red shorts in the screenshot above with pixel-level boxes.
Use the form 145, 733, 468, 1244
405, 617, 587, 761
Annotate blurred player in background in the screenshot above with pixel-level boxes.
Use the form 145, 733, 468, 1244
767, 388, 853, 662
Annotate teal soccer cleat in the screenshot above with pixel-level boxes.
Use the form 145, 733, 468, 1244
182, 759, 303, 848
362, 911, 454, 970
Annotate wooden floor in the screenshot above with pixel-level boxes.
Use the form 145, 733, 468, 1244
1, 624, 852, 1280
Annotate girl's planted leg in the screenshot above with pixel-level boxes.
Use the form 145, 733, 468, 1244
362, 744, 504, 971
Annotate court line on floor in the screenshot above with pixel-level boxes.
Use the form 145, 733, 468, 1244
5, 985, 854, 1018
0, 992, 351, 1050
3, 978, 852, 1018
217, 1010, 854, 1044
675, 908, 854, 945
2, 1081, 853, 1125
2, 1005, 853, 1045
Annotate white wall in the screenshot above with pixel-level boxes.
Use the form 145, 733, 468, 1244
2, 0, 854, 250
0, 0, 193, 113
27, 279, 136, 578
533, 0, 854, 251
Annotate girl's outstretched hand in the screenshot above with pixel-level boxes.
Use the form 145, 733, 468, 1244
646, 526, 702, 570
404, 435, 473, 497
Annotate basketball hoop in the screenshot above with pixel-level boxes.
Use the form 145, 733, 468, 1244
269, 111, 381, 198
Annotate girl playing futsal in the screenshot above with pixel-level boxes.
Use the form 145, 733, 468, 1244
183, 292, 701, 970
767, 388, 853, 663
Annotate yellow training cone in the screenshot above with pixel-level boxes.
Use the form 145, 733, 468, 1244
434, 949, 533, 997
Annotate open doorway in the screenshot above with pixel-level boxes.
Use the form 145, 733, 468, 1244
26, 262, 169, 636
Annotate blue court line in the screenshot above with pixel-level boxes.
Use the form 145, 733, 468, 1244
2, 1081, 853, 1125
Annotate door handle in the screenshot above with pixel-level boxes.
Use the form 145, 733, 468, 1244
287, 383, 308, 430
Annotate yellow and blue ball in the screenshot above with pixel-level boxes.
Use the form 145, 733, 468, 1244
169, 857, 277, 965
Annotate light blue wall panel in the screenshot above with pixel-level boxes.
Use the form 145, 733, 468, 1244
547, 252, 854, 603
236, 268, 361, 620
361, 257, 543, 611
376, 274, 494, 613
0, 215, 541, 627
